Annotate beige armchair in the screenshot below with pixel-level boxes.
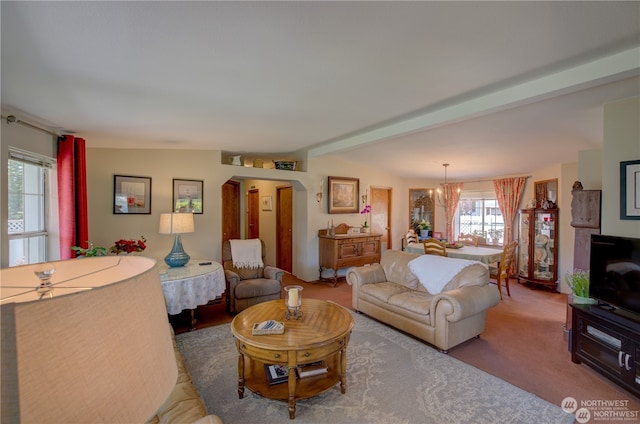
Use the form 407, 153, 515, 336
222, 239, 283, 313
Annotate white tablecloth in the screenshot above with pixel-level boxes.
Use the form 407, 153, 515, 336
158, 261, 225, 315
404, 243, 503, 264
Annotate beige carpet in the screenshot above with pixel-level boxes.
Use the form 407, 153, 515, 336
177, 311, 574, 424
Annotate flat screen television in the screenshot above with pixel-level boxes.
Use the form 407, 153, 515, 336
589, 234, 640, 318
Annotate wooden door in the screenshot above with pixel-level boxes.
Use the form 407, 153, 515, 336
371, 187, 392, 249
276, 185, 293, 273
222, 180, 241, 249
247, 189, 260, 239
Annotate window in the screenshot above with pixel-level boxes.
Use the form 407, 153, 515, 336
8, 151, 54, 266
456, 194, 504, 246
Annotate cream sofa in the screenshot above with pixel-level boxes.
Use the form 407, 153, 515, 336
146, 329, 223, 424
346, 249, 501, 352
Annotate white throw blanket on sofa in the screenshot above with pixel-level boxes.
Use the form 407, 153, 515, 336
408, 254, 488, 294
230, 239, 264, 269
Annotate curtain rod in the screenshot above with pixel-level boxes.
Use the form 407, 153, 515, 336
2, 115, 61, 137
441, 175, 532, 185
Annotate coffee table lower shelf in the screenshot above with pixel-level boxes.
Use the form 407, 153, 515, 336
243, 354, 342, 403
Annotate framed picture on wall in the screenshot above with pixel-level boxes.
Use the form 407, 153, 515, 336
113, 175, 151, 214
328, 176, 359, 214
620, 160, 640, 220
173, 179, 203, 214
261, 195, 273, 211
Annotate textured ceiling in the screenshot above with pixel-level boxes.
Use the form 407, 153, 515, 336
1, 1, 639, 179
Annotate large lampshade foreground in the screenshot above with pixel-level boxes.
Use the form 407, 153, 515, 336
0, 256, 177, 423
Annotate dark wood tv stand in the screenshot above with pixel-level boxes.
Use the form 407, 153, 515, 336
571, 304, 640, 398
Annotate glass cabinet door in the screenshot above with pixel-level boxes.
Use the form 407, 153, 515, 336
518, 210, 530, 277
532, 210, 556, 281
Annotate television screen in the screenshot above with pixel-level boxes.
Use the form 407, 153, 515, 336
589, 234, 640, 315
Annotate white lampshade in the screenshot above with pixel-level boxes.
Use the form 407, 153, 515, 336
0, 256, 177, 423
159, 212, 195, 234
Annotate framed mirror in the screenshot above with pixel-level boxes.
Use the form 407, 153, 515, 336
534, 178, 557, 208
409, 188, 435, 230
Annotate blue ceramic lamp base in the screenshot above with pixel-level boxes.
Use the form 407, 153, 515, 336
164, 234, 190, 267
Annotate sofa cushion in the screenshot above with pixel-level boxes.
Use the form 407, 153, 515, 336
380, 250, 421, 290
359, 281, 411, 303
234, 278, 281, 299
387, 290, 434, 316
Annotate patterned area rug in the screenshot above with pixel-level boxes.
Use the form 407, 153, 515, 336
177, 312, 574, 424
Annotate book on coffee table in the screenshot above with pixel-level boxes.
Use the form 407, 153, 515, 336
264, 364, 290, 385
296, 360, 328, 378
252, 320, 285, 335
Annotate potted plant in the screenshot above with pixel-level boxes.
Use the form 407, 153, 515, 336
360, 204, 371, 233
565, 269, 597, 304
70, 242, 108, 257
416, 219, 431, 238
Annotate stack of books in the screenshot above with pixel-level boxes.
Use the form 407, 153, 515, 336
264, 364, 290, 385
296, 360, 328, 378
252, 320, 285, 335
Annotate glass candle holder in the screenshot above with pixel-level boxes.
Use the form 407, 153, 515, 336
34, 262, 56, 300
284, 285, 303, 320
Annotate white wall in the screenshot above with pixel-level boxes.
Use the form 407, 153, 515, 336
602, 96, 640, 238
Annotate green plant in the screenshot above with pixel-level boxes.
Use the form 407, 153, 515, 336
70, 242, 107, 257
565, 269, 590, 297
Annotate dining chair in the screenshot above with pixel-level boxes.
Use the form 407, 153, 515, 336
423, 238, 447, 256
457, 233, 479, 247
489, 240, 518, 300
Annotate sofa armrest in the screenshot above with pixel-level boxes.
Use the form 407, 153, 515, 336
346, 263, 387, 287
264, 266, 284, 282
224, 269, 240, 288
430, 284, 501, 322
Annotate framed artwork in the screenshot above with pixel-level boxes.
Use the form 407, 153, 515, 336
261, 195, 273, 211
409, 188, 435, 229
620, 160, 640, 220
433, 231, 443, 240
113, 175, 151, 214
328, 176, 359, 214
173, 179, 203, 214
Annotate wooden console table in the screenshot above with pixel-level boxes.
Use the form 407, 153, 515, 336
318, 224, 381, 286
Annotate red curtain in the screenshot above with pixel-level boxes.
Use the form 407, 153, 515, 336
57, 136, 88, 259
493, 177, 526, 273
443, 182, 463, 242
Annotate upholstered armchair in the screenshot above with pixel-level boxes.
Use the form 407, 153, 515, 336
222, 239, 283, 313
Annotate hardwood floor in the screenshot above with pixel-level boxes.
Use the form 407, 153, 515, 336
171, 273, 640, 411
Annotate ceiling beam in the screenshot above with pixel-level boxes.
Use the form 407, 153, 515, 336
308, 46, 640, 158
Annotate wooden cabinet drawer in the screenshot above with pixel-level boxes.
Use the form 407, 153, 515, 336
238, 341, 288, 363
296, 338, 346, 363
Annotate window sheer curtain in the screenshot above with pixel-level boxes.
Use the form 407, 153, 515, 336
443, 183, 463, 242
57, 136, 88, 259
493, 177, 526, 272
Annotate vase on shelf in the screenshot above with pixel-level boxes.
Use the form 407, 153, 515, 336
362, 226, 370, 233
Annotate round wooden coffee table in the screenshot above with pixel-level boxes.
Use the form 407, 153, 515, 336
231, 298, 354, 419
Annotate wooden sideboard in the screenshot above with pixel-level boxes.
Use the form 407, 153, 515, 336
318, 225, 381, 286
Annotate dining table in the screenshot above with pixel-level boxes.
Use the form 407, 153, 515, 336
404, 243, 503, 264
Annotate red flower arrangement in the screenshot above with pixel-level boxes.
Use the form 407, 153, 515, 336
110, 236, 147, 255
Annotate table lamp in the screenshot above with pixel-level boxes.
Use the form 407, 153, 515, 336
0, 256, 177, 423
159, 212, 195, 267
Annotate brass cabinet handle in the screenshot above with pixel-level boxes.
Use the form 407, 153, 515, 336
274, 353, 280, 358
304, 352, 310, 357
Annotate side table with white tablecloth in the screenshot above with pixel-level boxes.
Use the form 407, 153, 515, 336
158, 261, 225, 329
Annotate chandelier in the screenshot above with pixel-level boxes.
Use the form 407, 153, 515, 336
434, 163, 459, 207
